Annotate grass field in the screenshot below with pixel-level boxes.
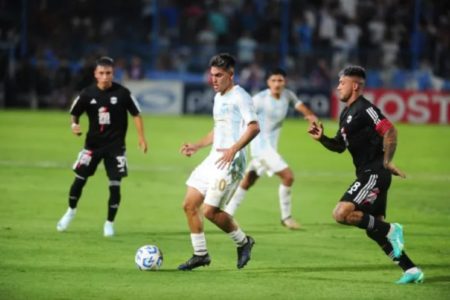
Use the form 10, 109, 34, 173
0, 110, 449, 300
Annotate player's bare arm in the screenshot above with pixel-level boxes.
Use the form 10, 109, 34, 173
70, 115, 82, 136
133, 115, 148, 153
308, 121, 346, 153
180, 130, 214, 157
216, 121, 260, 169
383, 126, 406, 178
296, 103, 318, 124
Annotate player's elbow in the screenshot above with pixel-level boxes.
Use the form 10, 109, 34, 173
250, 121, 260, 136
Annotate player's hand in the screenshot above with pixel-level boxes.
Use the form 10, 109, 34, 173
180, 143, 198, 157
305, 114, 319, 125
215, 146, 238, 169
308, 121, 323, 140
139, 138, 148, 154
384, 161, 406, 178
71, 123, 82, 136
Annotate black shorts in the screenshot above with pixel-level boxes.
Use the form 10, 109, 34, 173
72, 147, 128, 179
341, 168, 392, 217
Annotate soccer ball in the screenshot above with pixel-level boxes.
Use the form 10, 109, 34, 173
135, 245, 163, 271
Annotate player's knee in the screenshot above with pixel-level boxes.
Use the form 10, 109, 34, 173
344, 211, 363, 225
332, 209, 348, 224
202, 205, 217, 221
283, 174, 294, 186
182, 199, 198, 215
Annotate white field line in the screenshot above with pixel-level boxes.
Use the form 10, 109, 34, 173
0, 160, 449, 182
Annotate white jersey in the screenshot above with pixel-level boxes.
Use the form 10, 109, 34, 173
250, 88, 302, 156
212, 85, 257, 152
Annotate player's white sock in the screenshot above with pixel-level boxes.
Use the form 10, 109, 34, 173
191, 233, 208, 256
229, 228, 247, 247
279, 184, 293, 220
224, 186, 247, 216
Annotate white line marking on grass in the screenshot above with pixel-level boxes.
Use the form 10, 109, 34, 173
0, 160, 449, 182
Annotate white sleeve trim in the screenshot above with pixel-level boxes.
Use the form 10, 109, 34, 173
130, 94, 142, 113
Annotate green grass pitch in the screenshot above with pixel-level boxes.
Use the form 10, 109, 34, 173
0, 110, 449, 299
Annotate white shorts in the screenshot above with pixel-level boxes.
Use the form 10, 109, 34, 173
186, 150, 246, 208
247, 148, 288, 177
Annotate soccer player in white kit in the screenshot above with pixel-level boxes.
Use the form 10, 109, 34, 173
225, 68, 318, 229
178, 53, 260, 270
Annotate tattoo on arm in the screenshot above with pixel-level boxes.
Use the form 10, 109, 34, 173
383, 127, 398, 165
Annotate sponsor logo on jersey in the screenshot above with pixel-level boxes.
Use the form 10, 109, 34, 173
90, 98, 97, 105
110, 97, 118, 105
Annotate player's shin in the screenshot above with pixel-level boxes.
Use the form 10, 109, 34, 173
224, 186, 247, 216
69, 176, 87, 208
356, 213, 390, 236
366, 230, 416, 271
107, 180, 121, 222
279, 184, 292, 220
191, 233, 208, 256
228, 227, 248, 247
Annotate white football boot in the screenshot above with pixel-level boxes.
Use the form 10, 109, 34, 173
56, 208, 77, 232
103, 221, 115, 237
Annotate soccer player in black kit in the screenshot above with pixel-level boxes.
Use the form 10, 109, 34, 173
308, 66, 424, 284
57, 56, 148, 237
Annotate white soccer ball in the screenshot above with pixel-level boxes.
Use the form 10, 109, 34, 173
135, 245, 163, 271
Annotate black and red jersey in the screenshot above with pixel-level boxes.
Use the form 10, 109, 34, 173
70, 82, 141, 150
334, 96, 393, 175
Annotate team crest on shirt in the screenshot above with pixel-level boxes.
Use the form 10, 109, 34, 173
346, 115, 353, 123
110, 97, 118, 105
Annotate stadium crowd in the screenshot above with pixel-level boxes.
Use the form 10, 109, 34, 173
1, 0, 449, 108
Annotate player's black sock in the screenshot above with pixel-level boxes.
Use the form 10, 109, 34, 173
357, 213, 390, 236
107, 181, 121, 222
69, 177, 87, 209
366, 230, 416, 271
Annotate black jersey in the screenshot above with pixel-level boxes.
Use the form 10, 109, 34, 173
334, 96, 393, 175
70, 82, 141, 150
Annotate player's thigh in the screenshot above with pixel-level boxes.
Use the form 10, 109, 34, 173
186, 155, 212, 196
248, 150, 288, 177
104, 149, 128, 179
204, 157, 244, 208
72, 149, 101, 178
262, 150, 288, 176
182, 186, 205, 211
341, 170, 391, 214
204, 173, 241, 209
370, 169, 392, 217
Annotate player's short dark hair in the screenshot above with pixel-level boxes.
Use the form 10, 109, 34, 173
339, 66, 366, 79
96, 56, 114, 67
266, 67, 286, 79
209, 53, 235, 71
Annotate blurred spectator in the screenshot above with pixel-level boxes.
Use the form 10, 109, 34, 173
239, 62, 265, 95
310, 58, 332, 89
381, 30, 400, 68
197, 24, 217, 66
128, 56, 145, 80
53, 58, 73, 108
113, 57, 128, 82
2, 0, 450, 109
237, 30, 257, 65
